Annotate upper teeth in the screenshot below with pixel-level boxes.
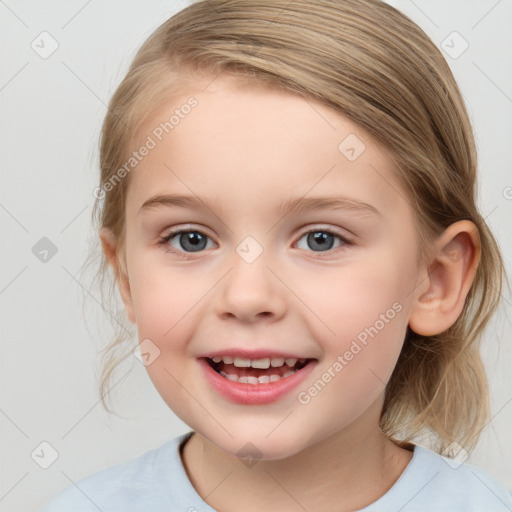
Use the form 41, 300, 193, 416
211, 356, 302, 368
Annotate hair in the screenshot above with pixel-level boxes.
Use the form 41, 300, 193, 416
81, 0, 508, 454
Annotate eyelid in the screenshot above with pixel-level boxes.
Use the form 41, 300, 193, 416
296, 224, 353, 243
161, 223, 352, 240
298, 223, 349, 235
161, 223, 214, 239
159, 223, 353, 260
157, 225, 215, 260
161, 224, 350, 238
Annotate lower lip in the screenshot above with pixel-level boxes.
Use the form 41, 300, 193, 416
198, 358, 317, 405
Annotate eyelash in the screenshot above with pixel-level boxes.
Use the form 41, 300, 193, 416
158, 226, 353, 259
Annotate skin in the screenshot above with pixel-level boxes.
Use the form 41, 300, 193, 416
100, 75, 480, 511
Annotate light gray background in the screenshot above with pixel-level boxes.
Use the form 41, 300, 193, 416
1, 1, 511, 510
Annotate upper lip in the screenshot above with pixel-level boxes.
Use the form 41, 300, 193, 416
199, 349, 316, 360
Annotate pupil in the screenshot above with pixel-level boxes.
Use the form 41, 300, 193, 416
308, 232, 334, 251
181, 232, 207, 252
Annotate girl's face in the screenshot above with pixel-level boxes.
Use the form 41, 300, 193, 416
117, 76, 425, 459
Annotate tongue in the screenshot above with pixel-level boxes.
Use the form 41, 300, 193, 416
217, 362, 292, 377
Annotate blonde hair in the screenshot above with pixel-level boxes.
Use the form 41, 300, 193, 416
83, 0, 508, 453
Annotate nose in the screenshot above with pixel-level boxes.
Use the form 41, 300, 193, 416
215, 252, 287, 324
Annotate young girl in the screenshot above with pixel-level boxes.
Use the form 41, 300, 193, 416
42, 0, 511, 510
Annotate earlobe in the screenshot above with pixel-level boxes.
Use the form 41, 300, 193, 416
99, 227, 136, 324
408, 220, 480, 336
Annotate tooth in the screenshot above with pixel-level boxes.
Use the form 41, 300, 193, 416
246, 376, 259, 385
238, 376, 249, 383
282, 370, 294, 378
269, 374, 280, 382
212, 356, 222, 363
251, 358, 270, 369
270, 358, 285, 367
258, 375, 270, 384
222, 356, 234, 364
285, 358, 297, 367
225, 374, 238, 381
233, 357, 251, 367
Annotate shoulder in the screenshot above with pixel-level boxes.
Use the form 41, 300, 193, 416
379, 444, 512, 511
39, 432, 194, 512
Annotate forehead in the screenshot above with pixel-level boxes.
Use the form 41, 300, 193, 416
126, 75, 409, 221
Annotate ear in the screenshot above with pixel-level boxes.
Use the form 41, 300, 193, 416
99, 227, 136, 324
408, 220, 480, 336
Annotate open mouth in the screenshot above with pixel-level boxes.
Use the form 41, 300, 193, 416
204, 356, 314, 385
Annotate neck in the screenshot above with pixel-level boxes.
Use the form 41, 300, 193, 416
180, 405, 413, 511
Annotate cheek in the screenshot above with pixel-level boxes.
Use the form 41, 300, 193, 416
127, 253, 209, 349
297, 256, 409, 339
127, 259, 208, 411
296, 254, 410, 393
302, 301, 407, 428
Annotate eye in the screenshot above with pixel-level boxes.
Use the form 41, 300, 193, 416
158, 227, 216, 255
295, 227, 351, 254
158, 226, 352, 257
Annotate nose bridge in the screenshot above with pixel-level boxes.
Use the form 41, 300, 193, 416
215, 237, 285, 321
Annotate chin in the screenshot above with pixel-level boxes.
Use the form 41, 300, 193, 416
200, 428, 313, 463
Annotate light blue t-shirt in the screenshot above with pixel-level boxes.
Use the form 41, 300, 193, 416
41, 431, 512, 511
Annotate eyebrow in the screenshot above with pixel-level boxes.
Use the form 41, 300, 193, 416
138, 193, 383, 219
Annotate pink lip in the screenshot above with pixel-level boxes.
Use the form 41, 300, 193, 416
199, 349, 310, 359
198, 357, 317, 405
